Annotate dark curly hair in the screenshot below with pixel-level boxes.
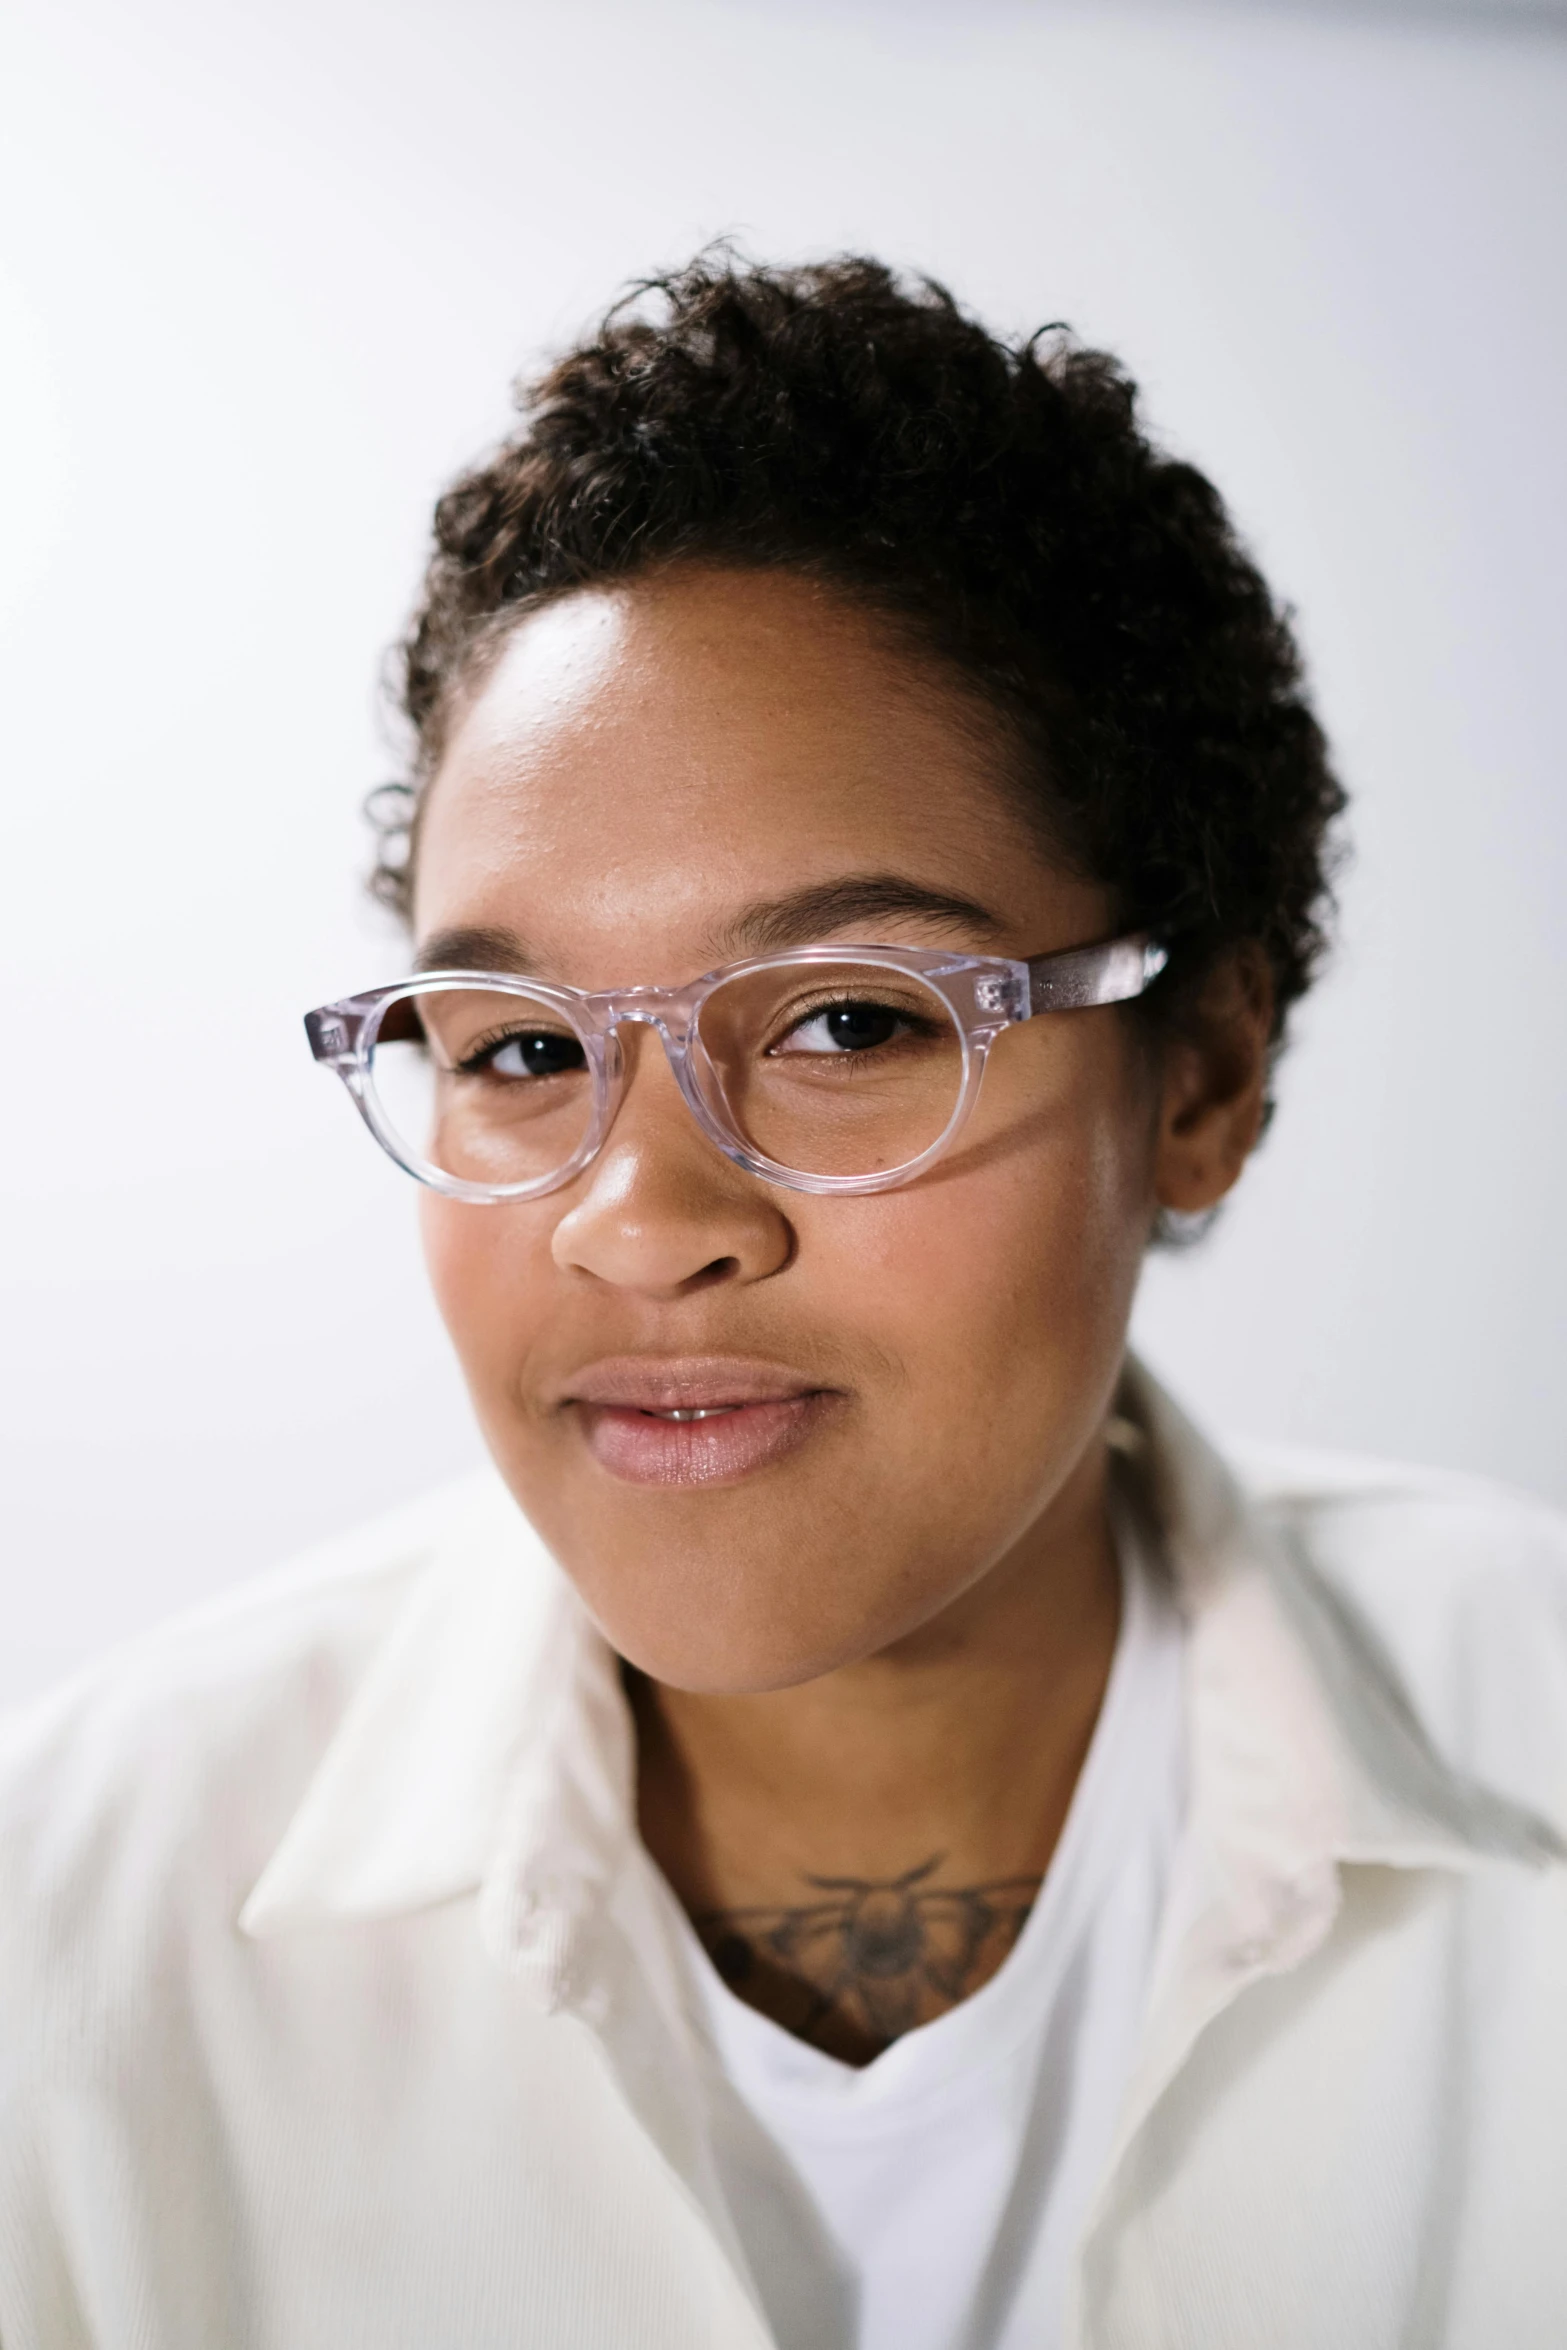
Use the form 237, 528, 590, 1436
378, 251, 1345, 1060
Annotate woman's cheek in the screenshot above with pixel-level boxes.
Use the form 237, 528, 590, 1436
847, 1131, 1131, 1353
419, 1191, 486, 1351
417, 1193, 544, 1389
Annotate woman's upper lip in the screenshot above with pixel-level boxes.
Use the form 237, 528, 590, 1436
559, 1356, 830, 1411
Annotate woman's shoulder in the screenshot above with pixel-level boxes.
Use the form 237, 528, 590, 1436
1231, 1433, 1567, 1603
0, 1475, 499, 2041
1229, 1435, 1567, 1819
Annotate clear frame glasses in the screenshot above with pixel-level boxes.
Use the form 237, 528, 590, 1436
304, 934, 1168, 1203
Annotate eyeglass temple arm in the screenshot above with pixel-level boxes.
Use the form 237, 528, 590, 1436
1024, 934, 1168, 1015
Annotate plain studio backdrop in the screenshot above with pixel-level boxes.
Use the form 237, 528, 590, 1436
1, 0, 1564, 1705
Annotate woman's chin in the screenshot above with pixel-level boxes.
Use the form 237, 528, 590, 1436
588, 1554, 957, 1696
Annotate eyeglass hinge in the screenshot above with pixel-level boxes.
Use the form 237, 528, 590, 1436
306, 1009, 354, 1061
974, 974, 1023, 1017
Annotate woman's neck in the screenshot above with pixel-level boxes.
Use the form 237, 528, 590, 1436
630, 1442, 1122, 2064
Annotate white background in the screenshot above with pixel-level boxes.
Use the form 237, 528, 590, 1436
2, 0, 1564, 1704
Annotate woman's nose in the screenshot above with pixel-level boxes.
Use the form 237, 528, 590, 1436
550, 1027, 793, 1297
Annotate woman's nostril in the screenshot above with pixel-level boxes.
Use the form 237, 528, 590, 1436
690, 1256, 740, 1291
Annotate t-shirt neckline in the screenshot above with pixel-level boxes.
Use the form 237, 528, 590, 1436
669, 1505, 1186, 2134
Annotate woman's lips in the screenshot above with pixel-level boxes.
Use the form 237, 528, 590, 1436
561, 1359, 838, 1487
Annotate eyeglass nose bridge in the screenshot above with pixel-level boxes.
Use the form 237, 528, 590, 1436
585, 990, 750, 1171
590, 976, 701, 1035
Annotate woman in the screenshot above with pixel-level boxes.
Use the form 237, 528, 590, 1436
3, 256, 1565, 2350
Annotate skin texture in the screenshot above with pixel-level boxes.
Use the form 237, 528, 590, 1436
414, 565, 1269, 2060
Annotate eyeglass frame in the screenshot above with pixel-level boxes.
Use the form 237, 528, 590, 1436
304, 932, 1169, 1204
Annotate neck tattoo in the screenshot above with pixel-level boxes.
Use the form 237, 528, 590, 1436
693, 1852, 1042, 2062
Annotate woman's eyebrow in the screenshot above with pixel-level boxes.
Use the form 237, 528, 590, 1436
414, 925, 537, 975
412, 880, 1005, 980
714, 875, 1007, 958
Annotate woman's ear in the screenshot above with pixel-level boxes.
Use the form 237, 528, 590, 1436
1152, 946, 1275, 1216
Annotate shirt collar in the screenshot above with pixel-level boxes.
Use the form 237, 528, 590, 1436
239, 1473, 622, 1940
1121, 1359, 1561, 1878
240, 1360, 1562, 1964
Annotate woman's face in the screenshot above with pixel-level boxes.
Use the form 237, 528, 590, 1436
414, 567, 1170, 1693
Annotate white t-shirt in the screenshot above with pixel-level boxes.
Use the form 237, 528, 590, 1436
678, 1517, 1187, 2350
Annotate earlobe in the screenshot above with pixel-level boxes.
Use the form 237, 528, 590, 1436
1152, 948, 1274, 1217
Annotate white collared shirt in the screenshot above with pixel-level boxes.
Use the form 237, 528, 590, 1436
3, 1364, 1567, 2348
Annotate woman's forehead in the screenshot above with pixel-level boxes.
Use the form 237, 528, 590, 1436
434, 569, 1014, 806
412, 569, 1081, 966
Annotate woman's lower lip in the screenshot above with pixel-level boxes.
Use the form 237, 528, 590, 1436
574, 1395, 832, 1486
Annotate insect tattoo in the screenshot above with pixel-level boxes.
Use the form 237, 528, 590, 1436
693, 1852, 1042, 2059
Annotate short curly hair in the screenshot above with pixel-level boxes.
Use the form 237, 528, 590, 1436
378, 251, 1345, 1057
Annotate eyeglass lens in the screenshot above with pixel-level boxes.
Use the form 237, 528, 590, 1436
367, 962, 968, 1190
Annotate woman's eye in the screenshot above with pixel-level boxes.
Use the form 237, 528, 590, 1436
471, 1030, 586, 1079
772, 1000, 911, 1056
